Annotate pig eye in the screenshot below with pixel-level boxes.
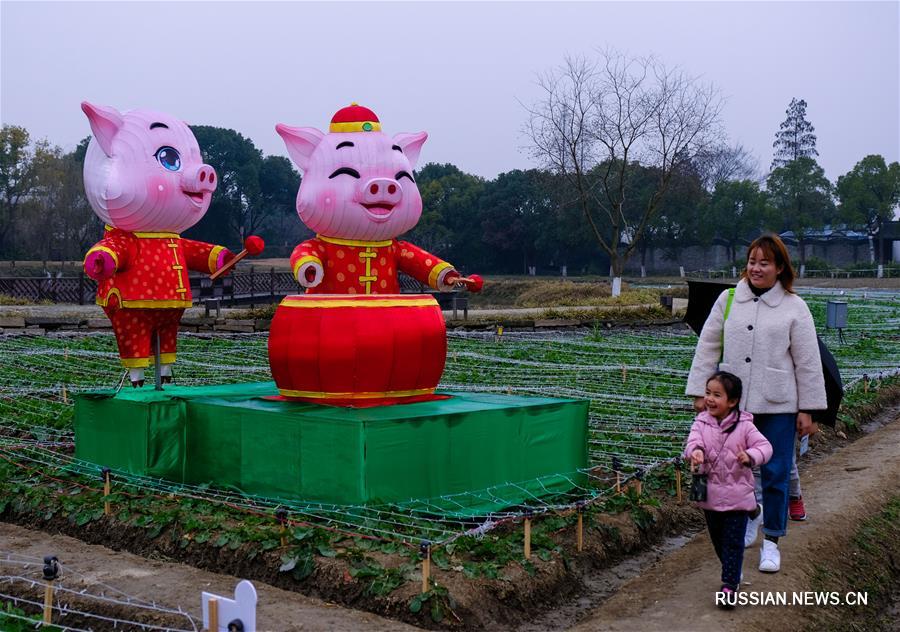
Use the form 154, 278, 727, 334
395, 171, 414, 182
328, 167, 361, 179
154, 146, 181, 171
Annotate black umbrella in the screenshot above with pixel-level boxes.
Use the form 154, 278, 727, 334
684, 279, 843, 427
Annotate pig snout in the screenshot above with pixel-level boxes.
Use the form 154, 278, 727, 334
181, 164, 218, 194
360, 178, 402, 209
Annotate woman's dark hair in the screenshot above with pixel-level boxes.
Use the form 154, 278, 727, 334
707, 371, 743, 428
742, 233, 795, 293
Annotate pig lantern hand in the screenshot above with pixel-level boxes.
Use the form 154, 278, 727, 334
443, 272, 484, 293
84, 249, 117, 281
209, 236, 265, 281
295, 260, 325, 288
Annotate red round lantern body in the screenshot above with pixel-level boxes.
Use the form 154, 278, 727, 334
268, 294, 447, 406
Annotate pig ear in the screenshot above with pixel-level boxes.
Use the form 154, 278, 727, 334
393, 132, 428, 170
275, 124, 324, 171
81, 102, 124, 157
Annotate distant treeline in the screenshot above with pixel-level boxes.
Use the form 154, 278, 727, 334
0, 123, 897, 274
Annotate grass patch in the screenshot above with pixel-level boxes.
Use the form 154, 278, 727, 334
807, 496, 900, 631
0, 293, 53, 306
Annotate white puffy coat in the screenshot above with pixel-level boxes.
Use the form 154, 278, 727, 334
685, 279, 827, 414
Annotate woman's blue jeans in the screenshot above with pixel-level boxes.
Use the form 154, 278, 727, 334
751, 413, 797, 537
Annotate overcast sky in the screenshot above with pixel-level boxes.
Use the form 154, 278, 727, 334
2, 1, 897, 182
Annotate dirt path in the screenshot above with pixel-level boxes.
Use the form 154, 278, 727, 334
573, 410, 900, 632
0, 523, 416, 631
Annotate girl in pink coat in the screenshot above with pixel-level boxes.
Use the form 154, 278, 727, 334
684, 371, 772, 605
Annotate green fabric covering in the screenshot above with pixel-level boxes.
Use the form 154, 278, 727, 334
75, 382, 589, 515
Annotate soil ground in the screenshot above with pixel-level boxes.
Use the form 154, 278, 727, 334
3, 407, 898, 631
0, 522, 417, 631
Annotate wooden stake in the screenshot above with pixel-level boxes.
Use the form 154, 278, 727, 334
103, 468, 111, 516
576, 511, 584, 552
43, 581, 54, 624
864, 375, 869, 393
675, 467, 683, 504
276, 508, 288, 547
421, 545, 431, 594
61, 385, 68, 405
615, 472, 621, 495
64, 347, 68, 360
621, 364, 627, 383
634, 479, 642, 496
208, 597, 218, 631
524, 518, 531, 559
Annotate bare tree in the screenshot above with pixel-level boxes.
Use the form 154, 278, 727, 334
693, 142, 760, 191
524, 49, 724, 278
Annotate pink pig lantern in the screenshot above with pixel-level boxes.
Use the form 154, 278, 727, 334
268, 104, 481, 405
276, 104, 482, 294
81, 102, 264, 386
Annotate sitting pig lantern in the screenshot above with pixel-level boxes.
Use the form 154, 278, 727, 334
269, 104, 481, 405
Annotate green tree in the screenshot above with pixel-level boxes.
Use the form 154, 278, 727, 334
258, 155, 305, 257
771, 98, 818, 170
705, 179, 768, 264
478, 169, 552, 273
17, 136, 99, 265
189, 126, 264, 246
639, 164, 708, 269
406, 163, 485, 271
836, 155, 900, 263
0, 125, 42, 259
766, 157, 834, 265
188, 127, 301, 256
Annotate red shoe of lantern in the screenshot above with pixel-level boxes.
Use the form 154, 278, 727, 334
268, 294, 448, 406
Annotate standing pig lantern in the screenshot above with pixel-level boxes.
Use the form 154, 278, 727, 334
81, 102, 264, 386
269, 104, 482, 405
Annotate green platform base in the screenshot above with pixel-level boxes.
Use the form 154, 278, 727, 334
74, 382, 589, 515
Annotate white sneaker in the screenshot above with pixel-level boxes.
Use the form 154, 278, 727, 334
759, 539, 781, 573
745, 506, 763, 548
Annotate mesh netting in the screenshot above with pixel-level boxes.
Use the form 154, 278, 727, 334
1, 289, 898, 546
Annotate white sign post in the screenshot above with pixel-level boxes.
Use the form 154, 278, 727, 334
202, 580, 257, 632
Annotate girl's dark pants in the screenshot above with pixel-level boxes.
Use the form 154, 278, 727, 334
704, 510, 748, 590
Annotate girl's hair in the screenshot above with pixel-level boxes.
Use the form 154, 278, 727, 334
707, 371, 743, 429
741, 233, 795, 293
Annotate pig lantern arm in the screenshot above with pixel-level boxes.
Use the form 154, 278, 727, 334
83, 231, 136, 281
395, 241, 459, 292
181, 239, 235, 275
289, 240, 325, 288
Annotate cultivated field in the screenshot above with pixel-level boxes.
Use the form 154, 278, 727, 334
0, 287, 898, 629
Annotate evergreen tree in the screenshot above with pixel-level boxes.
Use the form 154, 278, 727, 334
771, 98, 818, 170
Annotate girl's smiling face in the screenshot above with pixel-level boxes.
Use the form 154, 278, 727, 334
705, 378, 739, 420
746, 247, 783, 290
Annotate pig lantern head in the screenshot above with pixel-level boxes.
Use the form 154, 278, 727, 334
81, 102, 218, 234
276, 104, 428, 242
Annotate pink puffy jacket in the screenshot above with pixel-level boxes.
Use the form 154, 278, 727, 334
683, 409, 773, 512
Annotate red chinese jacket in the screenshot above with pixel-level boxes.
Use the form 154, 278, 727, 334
289, 235, 454, 294
84, 226, 227, 308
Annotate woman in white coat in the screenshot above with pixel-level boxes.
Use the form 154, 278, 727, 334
685, 234, 826, 574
